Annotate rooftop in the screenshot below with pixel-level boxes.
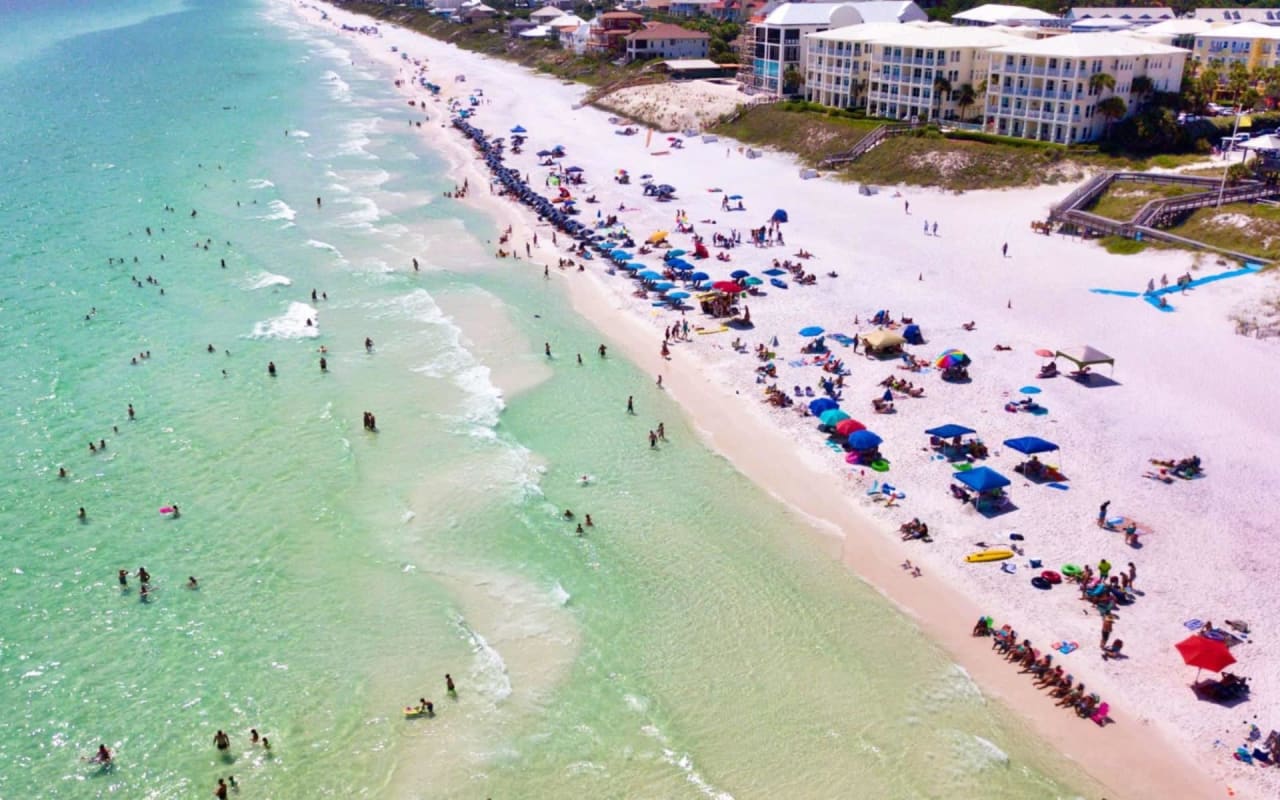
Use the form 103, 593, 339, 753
1193, 7, 1280, 24
626, 22, 712, 40
760, 2, 858, 26
1066, 6, 1173, 22
811, 20, 1027, 48
988, 31, 1187, 57
1195, 21, 1280, 41
952, 4, 1059, 24
1133, 18, 1213, 36
849, 1, 927, 24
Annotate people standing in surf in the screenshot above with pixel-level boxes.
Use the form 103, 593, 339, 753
445, 674, 456, 697
363, 412, 378, 431
214, 730, 231, 753
365, 337, 374, 353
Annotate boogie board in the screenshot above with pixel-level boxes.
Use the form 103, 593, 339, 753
965, 548, 1014, 563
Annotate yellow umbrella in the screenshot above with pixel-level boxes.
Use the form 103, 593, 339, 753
647, 230, 669, 243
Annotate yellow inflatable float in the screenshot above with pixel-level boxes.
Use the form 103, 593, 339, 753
965, 548, 1014, 563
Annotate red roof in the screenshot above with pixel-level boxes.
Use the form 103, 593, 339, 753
626, 22, 711, 40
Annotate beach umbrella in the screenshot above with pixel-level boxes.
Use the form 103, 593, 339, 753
771, 208, 789, 223
565, 166, 584, 173
730, 269, 751, 279
638, 270, 663, 280
667, 291, 690, 300
1019, 386, 1042, 395
1034, 348, 1055, 358
654, 281, 675, 291
834, 418, 866, 437
799, 326, 824, 337
763, 268, 786, 276
622, 262, 644, 271
647, 231, 668, 243
1175, 635, 1236, 676
728, 194, 743, 200
667, 249, 687, 257
808, 398, 838, 415
1003, 436, 1059, 455
510, 125, 526, 133
744, 276, 763, 286
536, 149, 552, 156
611, 250, 633, 261
954, 466, 1011, 492
925, 424, 976, 439
820, 409, 851, 427
689, 271, 709, 281
712, 280, 744, 293
847, 430, 883, 450
769, 336, 780, 347
669, 259, 694, 271
935, 349, 971, 369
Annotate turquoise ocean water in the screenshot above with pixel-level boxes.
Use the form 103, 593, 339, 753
0, 1, 1098, 797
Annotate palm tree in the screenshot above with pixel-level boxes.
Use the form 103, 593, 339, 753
1098, 95, 1127, 137
956, 82, 977, 122
1130, 75, 1153, 98
782, 65, 804, 96
931, 75, 952, 121
1088, 71, 1116, 96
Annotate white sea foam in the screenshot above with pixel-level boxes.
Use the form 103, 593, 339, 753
305, 239, 345, 260
247, 178, 275, 189
323, 69, 351, 103
457, 618, 513, 703
641, 726, 734, 799
260, 199, 297, 222
291, 130, 311, 138
245, 271, 293, 290
250, 302, 319, 340
338, 195, 381, 226
550, 581, 571, 607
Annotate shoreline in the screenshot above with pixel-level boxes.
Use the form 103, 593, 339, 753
286, 3, 1268, 797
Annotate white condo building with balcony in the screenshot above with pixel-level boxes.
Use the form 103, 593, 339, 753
983, 33, 1186, 144
805, 22, 1033, 120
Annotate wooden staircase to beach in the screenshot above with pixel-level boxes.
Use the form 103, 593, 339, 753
817, 123, 917, 169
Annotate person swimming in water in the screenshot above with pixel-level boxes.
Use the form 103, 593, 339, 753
78, 507, 87, 520
563, 509, 574, 520
91, 744, 112, 764
214, 730, 231, 751
187, 576, 199, 589
136, 566, 150, 584
59, 467, 67, 478
267, 361, 277, 377
585, 514, 593, 527
214, 778, 228, 799
365, 337, 374, 353
118, 569, 128, 587
575, 523, 584, 535
250, 728, 259, 745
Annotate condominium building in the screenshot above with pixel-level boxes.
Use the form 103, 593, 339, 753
1191, 22, 1280, 72
805, 23, 1032, 119
984, 33, 1187, 144
740, 1, 926, 95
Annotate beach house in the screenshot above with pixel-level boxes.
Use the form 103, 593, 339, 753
984, 33, 1186, 143
806, 23, 1032, 120
586, 11, 646, 55
1063, 6, 1174, 29
951, 4, 1060, 28
740, 1, 926, 95
624, 22, 712, 62
1191, 22, 1280, 73
1192, 7, 1280, 25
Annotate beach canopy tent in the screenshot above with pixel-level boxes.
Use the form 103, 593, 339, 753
1240, 134, 1280, 151
1175, 635, 1236, 674
834, 418, 866, 436
861, 330, 906, 352
1055, 345, 1114, 371
808, 398, 838, 415
1003, 436, 1059, 455
819, 409, 850, 427
799, 326, 824, 337
771, 208, 789, 223
925, 424, 975, 439
847, 429, 883, 450
903, 324, 923, 345
954, 466, 1011, 492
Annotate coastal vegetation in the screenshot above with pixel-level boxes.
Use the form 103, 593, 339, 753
1085, 182, 1206, 223
1168, 202, 1280, 261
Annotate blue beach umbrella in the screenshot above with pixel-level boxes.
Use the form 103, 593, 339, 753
808, 398, 838, 415
925, 424, 976, 439
667, 249, 687, 257
763, 268, 786, 276
799, 326, 824, 337
621, 261, 643, 271
1019, 385, 1043, 395
730, 269, 750, 279
772, 208, 789, 223
638, 270, 663, 280
690, 271, 710, 281
847, 430, 883, 451
955, 466, 1011, 492
667, 291, 690, 300
611, 250, 633, 260
1003, 436, 1059, 455
511, 125, 527, 133
728, 194, 743, 200
654, 281, 676, 291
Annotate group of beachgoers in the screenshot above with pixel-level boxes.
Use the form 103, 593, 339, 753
974, 617, 1113, 725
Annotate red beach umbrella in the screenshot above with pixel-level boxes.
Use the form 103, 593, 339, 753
711, 280, 744, 293
1174, 635, 1236, 675
834, 418, 866, 437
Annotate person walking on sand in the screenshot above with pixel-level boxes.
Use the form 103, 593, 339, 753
544, 342, 551, 358
1100, 614, 1115, 649
1002, 242, 1008, 258
1096, 500, 1110, 528
656, 374, 663, 388
931, 222, 937, 236
923, 220, 928, 235
649, 430, 658, 449
626, 396, 634, 414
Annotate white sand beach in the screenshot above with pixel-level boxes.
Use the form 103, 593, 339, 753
291, 3, 1280, 796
